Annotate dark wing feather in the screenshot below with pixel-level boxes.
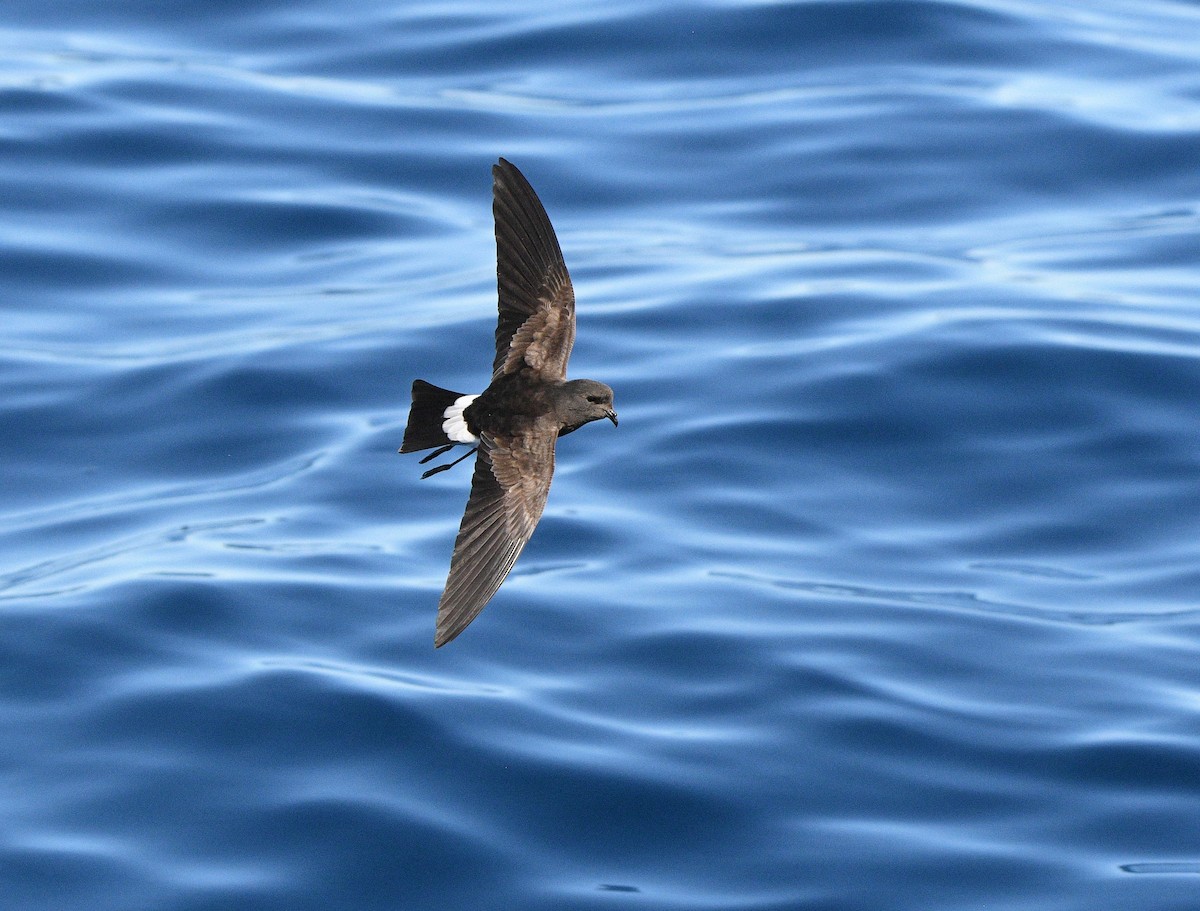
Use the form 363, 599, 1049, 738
491, 158, 575, 382
434, 427, 556, 647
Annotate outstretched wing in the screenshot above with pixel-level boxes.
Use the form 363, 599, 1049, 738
491, 158, 576, 382
434, 425, 557, 647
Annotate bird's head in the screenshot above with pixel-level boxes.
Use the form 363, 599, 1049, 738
557, 379, 618, 435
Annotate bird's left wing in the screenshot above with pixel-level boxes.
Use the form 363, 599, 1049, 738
433, 424, 557, 646
491, 158, 576, 382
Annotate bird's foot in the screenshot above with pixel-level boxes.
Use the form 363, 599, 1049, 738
421, 446, 478, 479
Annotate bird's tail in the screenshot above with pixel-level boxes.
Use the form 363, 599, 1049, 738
400, 380, 468, 453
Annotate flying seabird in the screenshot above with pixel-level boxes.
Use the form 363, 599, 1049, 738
400, 158, 618, 647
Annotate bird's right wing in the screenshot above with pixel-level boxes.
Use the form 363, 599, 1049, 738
433, 425, 556, 647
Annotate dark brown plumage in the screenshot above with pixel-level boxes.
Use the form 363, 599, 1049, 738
400, 158, 617, 647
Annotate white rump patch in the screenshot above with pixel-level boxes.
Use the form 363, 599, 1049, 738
442, 394, 479, 443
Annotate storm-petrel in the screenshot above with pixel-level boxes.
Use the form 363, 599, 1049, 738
400, 158, 618, 647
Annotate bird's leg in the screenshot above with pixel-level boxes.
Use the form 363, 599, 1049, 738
421, 446, 478, 479
419, 444, 456, 465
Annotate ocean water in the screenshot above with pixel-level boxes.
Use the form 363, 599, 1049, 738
2, 1, 1200, 908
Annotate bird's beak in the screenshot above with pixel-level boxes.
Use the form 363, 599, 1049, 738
606, 410, 618, 427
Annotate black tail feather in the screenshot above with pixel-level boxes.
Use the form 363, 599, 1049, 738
400, 380, 467, 454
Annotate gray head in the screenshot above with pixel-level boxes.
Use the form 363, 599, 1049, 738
555, 379, 618, 435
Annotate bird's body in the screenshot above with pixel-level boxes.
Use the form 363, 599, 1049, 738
400, 159, 617, 647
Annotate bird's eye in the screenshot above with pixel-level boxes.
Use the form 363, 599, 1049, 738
587, 395, 604, 404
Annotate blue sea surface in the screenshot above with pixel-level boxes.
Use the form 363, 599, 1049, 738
3, 1, 1200, 908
